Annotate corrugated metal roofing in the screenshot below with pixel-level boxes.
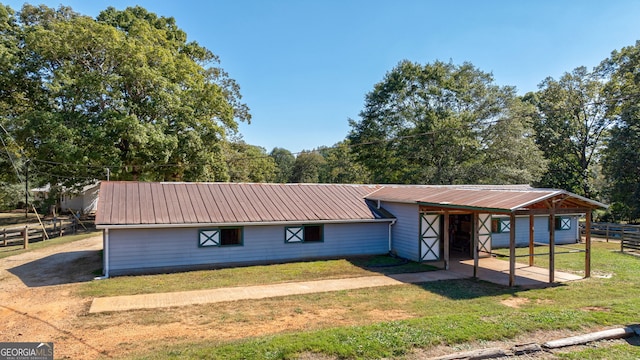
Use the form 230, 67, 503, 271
96, 182, 607, 226
365, 186, 556, 210
365, 185, 607, 211
96, 182, 385, 225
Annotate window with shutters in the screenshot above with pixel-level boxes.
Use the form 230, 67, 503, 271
199, 227, 243, 247
285, 225, 323, 243
491, 218, 510, 233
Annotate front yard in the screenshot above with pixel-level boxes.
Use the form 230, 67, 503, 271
77, 241, 640, 359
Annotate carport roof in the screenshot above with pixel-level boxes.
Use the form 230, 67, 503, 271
365, 185, 607, 212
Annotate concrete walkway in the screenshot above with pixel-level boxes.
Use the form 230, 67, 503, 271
88, 271, 466, 313
89, 258, 583, 313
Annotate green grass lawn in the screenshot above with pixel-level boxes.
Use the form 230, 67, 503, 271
79, 255, 438, 297
90, 241, 640, 360
492, 241, 606, 275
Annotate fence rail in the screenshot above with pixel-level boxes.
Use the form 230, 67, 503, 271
580, 222, 640, 253
1, 218, 82, 248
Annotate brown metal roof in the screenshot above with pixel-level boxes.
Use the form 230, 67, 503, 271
96, 182, 607, 227
96, 182, 386, 226
365, 185, 607, 211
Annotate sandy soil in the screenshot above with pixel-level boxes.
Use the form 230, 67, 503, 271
0, 237, 634, 359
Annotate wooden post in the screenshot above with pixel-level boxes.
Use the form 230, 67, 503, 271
509, 212, 516, 287
32, 205, 49, 240
2, 228, 6, 246
23, 225, 28, 249
585, 210, 591, 278
443, 211, 450, 270
68, 209, 88, 231
529, 213, 535, 267
549, 211, 556, 283
473, 212, 479, 278
606, 223, 609, 243
621, 226, 625, 252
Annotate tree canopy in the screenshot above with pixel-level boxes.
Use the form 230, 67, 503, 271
2, 4, 249, 187
1, 3, 640, 221
348, 60, 545, 185
599, 41, 640, 221
527, 66, 609, 198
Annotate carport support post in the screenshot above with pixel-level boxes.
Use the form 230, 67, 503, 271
443, 211, 450, 270
529, 213, 535, 266
509, 212, 516, 287
585, 210, 591, 278
549, 211, 556, 283
473, 212, 479, 278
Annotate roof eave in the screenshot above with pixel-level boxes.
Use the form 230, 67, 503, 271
417, 202, 513, 214
96, 217, 395, 230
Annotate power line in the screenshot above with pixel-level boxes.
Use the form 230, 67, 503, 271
0, 130, 23, 183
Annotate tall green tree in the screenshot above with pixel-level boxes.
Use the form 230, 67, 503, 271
289, 151, 326, 183
348, 60, 545, 185
318, 141, 371, 184
224, 141, 276, 183
477, 98, 547, 184
5, 4, 249, 185
528, 66, 610, 198
599, 41, 640, 221
269, 147, 295, 183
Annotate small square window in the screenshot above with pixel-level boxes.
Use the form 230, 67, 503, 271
285, 225, 324, 243
491, 218, 510, 233
304, 225, 323, 242
555, 217, 571, 231
199, 227, 243, 247
220, 228, 242, 245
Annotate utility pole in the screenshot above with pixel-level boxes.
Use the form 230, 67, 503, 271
24, 159, 29, 218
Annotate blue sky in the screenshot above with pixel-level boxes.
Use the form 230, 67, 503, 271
4, 1, 640, 153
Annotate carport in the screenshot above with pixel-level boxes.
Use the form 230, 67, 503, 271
414, 187, 607, 286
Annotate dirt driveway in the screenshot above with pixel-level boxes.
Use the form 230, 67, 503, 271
0, 236, 105, 358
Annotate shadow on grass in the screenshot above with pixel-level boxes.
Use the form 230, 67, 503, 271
414, 278, 518, 300
347, 254, 440, 276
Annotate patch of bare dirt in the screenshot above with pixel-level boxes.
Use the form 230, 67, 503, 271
500, 297, 530, 308
580, 306, 610, 312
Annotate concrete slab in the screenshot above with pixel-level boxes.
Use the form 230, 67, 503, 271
450, 257, 583, 287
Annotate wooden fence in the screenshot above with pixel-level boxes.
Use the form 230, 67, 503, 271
580, 222, 640, 253
1, 218, 83, 249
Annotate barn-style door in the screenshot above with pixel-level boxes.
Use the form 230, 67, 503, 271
420, 213, 441, 261
477, 213, 492, 253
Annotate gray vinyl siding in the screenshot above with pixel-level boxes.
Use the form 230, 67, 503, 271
107, 222, 389, 275
492, 215, 580, 248
381, 202, 420, 261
